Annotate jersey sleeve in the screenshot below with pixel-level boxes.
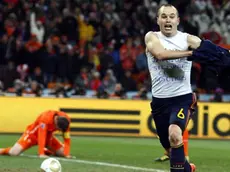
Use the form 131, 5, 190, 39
63, 126, 71, 156
38, 122, 48, 155
58, 111, 71, 156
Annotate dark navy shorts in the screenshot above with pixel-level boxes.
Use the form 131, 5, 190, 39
150, 93, 197, 149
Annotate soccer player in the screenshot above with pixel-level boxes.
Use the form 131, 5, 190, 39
145, 4, 201, 172
0, 110, 72, 158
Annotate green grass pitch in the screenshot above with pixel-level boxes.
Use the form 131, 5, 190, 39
0, 135, 229, 172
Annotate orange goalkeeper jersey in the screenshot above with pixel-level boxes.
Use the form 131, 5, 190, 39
25, 110, 71, 156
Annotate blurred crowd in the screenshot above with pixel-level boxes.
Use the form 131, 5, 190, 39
0, 0, 230, 101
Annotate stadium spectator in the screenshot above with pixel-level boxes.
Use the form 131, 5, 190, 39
30, 12, 44, 43
210, 87, 224, 102
109, 83, 126, 99
101, 69, 116, 94
0, 81, 4, 96
120, 70, 137, 92
132, 86, 148, 100
0, 61, 20, 90
77, 11, 96, 43
6, 78, 24, 96
24, 80, 43, 97
0, 0, 230, 99
90, 71, 102, 91
97, 43, 115, 78
119, 37, 137, 71
29, 66, 45, 86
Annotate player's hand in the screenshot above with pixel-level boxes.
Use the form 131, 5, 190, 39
65, 155, 76, 159
39, 154, 49, 158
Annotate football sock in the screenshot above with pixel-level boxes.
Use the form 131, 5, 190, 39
170, 143, 185, 172
0, 147, 11, 155
184, 159, 192, 172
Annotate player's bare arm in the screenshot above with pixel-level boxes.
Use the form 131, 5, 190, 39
145, 31, 193, 60
187, 34, 202, 49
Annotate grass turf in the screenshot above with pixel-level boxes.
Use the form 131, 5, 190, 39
0, 135, 229, 172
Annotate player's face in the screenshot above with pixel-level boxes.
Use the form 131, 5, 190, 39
157, 6, 179, 37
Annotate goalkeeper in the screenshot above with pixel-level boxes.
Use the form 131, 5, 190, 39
0, 110, 72, 159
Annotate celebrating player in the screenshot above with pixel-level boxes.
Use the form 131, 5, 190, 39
145, 4, 201, 172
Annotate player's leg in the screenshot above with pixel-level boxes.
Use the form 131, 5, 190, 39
183, 129, 189, 162
151, 97, 171, 161
47, 136, 65, 157
0, 147, 12, 155
0, 132, 35, 156
0, 142, 24, 156
154, 149, 170, 162
169, 124, 187, 172
152, 110, 171, 158
169, 93, 196, 172
8, 143, 24, 156
155, 129, 189, 162
44, 147, 54, 156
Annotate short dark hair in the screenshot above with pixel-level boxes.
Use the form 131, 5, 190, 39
57, 116, 69, 132
157, 4, 179, 17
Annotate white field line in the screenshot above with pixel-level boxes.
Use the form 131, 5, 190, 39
21, 154, 168, 172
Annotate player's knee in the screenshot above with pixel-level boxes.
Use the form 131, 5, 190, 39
168, 124, 183, 146
55, 147, 65, 157
8, 148, 21, 156
9, 143, 23, 156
